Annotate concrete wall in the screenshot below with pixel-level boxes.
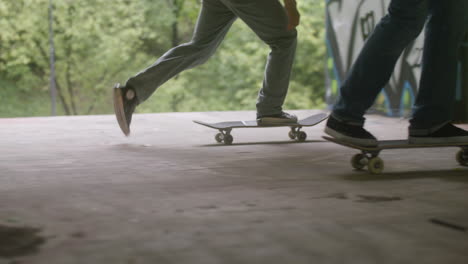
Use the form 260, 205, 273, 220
325, 0, 423, 118
325, 2, 467, 122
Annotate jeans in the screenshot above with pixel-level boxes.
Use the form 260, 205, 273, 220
332, 0, 468, 134
125, 0, 297, 116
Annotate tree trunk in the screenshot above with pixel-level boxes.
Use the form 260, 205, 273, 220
171, 0, 182, 47
66, 5, 78, 115
172, 19, 179, 47
48, 0, 57, 116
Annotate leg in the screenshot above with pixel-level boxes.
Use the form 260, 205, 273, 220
222, 0, 297, 116
333, 0, 429, 124
126, 0, 237, 103
113, 0, 236, 136
410, 0, 468, 132
325, 0, 428, 146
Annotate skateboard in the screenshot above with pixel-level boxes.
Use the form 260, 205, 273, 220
323, 136, 468, 174
193, 113, 328, 145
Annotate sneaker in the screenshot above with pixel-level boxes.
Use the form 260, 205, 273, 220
113, 83, 138, 136
324, 115, 378, 147
409, 123, 468, 144
257, 111, 298, 126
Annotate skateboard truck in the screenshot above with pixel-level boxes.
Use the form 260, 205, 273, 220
352, 147, 468, 174
351, 150, 384, 175
215, 129, 234, 145
215, 126, 307, 145
288, 127, 307, 142
324, 136, 468, 174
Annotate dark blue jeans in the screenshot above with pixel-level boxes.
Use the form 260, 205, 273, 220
333, 0, 468, 134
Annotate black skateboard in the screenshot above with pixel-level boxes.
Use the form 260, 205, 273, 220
193, 113, 328, 145
323, 136, 468, 174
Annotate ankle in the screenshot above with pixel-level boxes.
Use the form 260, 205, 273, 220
126, 89, 135, 100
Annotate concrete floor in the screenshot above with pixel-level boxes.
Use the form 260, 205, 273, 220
0, 110, 467, 264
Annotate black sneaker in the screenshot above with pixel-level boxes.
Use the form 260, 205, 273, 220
324, 115, 378, 146
257, 111, 298, 126
409, 123, 468, 144
113, 83, 138, 136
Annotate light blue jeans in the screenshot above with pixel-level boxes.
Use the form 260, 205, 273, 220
332, 0, 468, 135
126, 0, 297, 116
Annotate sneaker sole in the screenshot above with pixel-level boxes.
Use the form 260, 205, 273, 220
324, 127, 378, 147
113, 84, 130, 136
257, 118, 298, 126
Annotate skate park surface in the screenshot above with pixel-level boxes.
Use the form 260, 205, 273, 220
1, 110, 467, 264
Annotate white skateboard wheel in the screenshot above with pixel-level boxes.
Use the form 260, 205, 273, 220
297, 132, 307, 142
215, 133, 224, 143
368, 157, 384, 174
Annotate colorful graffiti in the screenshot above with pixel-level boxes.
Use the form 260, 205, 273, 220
325, 0, 424, 117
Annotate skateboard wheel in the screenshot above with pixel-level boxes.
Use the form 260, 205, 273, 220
297, 131, 307, 142
351, 154, 367, 170
224, 134, 234, 145
288, 131, 296, 140
215, 133, 224, 143
368, 157, 384, 174
456, 150, 468, 166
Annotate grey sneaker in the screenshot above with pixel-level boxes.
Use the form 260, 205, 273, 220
113, 83, 138, 136
257, 111, 298, 126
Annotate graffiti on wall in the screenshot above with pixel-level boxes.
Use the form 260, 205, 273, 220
325, 0, 424, 117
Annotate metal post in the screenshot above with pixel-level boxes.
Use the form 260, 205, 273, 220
454, 33, 468, 123
48, 0, 57, 116
463, 33, 468, 122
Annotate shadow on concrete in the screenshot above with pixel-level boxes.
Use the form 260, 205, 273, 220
342, 169, 468, 183
0, 225, 45, 258
198, 139, 326, 147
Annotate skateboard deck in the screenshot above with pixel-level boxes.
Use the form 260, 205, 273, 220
323, 136, 468, 174
193, 113, 328, 145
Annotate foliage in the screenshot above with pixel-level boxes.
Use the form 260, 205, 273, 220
0, 0, 326, 117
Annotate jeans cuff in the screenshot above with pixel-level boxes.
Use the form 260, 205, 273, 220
331, 112, 365, 126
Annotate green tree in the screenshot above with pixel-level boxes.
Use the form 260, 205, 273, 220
0, 0, 326, 117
